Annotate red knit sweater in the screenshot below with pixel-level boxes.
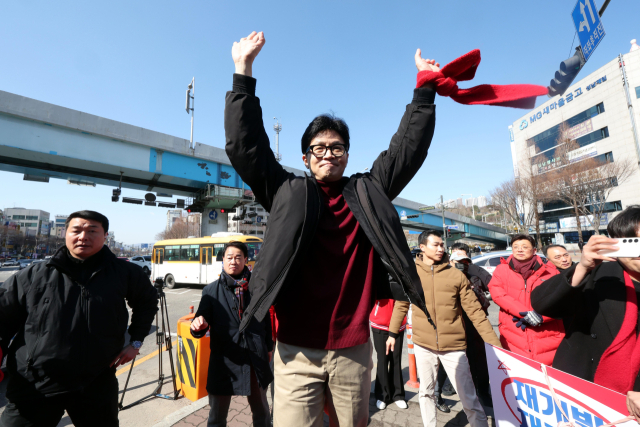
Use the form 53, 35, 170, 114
274, 179, 378, 349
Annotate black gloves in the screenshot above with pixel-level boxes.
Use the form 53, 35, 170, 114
512, 311, 543, 330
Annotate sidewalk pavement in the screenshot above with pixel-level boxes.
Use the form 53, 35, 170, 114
168, 387, 493, 427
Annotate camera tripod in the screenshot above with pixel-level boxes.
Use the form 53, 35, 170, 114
119, 278, 180, 410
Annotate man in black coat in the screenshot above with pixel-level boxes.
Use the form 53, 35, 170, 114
225, 31, 438, 426
531, 206, 640, 421
191, 241, 273, 427
0, 210, 158, 427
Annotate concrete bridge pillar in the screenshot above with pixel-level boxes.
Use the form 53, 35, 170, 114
201, 208, 229, 236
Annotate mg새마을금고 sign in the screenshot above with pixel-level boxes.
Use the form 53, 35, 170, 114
486, 344, 635, 427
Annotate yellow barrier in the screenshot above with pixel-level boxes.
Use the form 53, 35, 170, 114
176, 313, 210, 401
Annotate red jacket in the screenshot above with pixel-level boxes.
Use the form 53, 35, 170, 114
488, 255, 564, 365
370, 299, 406, 332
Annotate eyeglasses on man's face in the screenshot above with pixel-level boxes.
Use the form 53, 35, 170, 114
306, 144, 348, 158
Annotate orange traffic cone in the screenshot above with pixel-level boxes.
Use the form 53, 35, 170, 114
405, 323, 420, 389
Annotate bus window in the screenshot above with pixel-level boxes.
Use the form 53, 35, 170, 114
165, 245, 180, 261
181, 245, 200, 261
213, 244, 225, 258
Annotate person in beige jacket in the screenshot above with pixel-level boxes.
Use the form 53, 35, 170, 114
386, 230, 501, 427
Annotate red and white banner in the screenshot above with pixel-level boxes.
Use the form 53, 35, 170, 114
486, 344, 636, 427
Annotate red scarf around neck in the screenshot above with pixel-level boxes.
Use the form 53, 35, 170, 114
416, 49, 548, 109
593, 271, 640, 394
511, 256, 537, 282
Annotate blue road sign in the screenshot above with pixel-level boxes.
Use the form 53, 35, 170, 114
572, 0, 605, 61
256, 216, 263, 223
447, 225, 459, 230
208, 210, 218, 220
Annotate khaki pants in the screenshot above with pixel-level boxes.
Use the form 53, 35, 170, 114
414, 344, 488, 427
273, 341, 373, 427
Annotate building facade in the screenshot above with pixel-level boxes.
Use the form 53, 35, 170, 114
166, 210, 183, 231
509, 43, 640, 247
54, 214, 68, 238
4, 208, 51, 236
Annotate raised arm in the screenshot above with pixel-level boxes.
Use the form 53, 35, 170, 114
225, 31, 290, 212
369, 49, 438, 200
531, 235, 618, 318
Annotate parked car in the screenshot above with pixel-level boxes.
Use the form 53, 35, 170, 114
2, 259, 19, 267
18, 259, 33, 270
471, 250, 547, 275
128, 255, 151, 275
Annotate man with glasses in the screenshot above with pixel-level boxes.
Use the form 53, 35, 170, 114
225, 31, 438, 426
543, 244, 575, 271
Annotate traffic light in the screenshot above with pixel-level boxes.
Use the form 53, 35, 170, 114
445, 229, 450, 239
112, 188, 121, 202
220, 208, 226, 214
548, 47, 586, 97
406, 214, 420, 219
186, 204, 204, 213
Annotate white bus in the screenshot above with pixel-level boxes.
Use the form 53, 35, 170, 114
151, 233, 263, 288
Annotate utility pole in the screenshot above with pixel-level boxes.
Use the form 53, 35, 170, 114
441, 195, 447, 250
273, 118, 282, 162
186, 78, 195, 150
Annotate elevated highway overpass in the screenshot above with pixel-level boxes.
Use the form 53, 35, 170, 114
0, 90, 508, 245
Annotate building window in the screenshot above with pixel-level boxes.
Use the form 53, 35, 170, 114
593, 151, 614, 164
12, 215, 25, 220
530, 127, 610, 168
526, 102, 605, 155
25, 216, 38, 220
636, 86, 640, 99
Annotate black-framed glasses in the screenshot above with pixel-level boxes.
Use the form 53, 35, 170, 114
306, 144, 348, 158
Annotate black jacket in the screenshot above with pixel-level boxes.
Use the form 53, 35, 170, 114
224, 74, 436, 333
191, 269, 273, 395
455, 262, 492, 311
0, 246, 158, 401
531, 261, 640, 390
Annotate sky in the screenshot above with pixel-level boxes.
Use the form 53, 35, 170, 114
1, 0, 638, 244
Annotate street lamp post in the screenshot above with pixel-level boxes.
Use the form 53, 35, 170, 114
186, 78, 195, 150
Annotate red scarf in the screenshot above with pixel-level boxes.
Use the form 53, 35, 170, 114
416, 49, 548, 109
510, 256, 537, 282
593, 272, 640, 393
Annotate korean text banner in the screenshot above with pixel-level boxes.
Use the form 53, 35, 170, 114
486, 344, 634, 427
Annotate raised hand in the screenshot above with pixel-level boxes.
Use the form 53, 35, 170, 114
580, 234, 618, 271
232, 31, 265, 77
415, 49, 440, 73
570, 234, 618, 287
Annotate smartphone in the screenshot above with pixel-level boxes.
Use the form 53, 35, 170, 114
599, 238, 640, 258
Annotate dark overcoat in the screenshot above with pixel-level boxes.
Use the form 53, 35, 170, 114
531, 261, 640, 390
191, 269, 273, 396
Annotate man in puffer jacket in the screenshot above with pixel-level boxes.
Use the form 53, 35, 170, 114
488, 234, 564, 365
386, 230, 501, 427
370, 288, 408, 411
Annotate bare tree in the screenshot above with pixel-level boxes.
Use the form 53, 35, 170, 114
489, 179, 532, 234
156, 214, 201, 241
544, 124, 635, 244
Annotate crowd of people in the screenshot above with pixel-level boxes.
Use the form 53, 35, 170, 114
1, 29, 640, 427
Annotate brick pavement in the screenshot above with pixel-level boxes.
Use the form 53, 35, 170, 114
170, 391, 493, 427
